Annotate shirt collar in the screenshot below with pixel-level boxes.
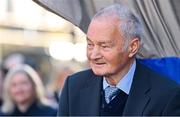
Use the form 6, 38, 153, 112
103, 60, 136, 95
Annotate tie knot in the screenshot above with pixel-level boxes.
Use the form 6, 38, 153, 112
104, 86, 120, 104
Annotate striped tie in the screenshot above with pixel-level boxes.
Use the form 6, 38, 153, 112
104, 86, 120, 104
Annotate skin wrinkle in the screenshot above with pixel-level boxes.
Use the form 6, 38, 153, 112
87, 15, 138, 86
86, 4, 141, 86
97, 14, 130, 51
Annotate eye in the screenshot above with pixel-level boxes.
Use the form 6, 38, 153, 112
102, 45, 108, 48
87, 43, 92, 46
87, 43, 94, 48
101, 44, 110, 48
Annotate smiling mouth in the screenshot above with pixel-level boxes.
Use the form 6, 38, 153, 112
93, 62, 106, 65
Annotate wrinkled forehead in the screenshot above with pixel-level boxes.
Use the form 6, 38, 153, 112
88, 16, 121, 35
88, 15, 120, 32
86, 18, 124, 44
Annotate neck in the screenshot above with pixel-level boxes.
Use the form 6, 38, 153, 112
105, 59, 135, 86
16, 99, 34, 113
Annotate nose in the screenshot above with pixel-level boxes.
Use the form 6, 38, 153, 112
88, 47, 102, 60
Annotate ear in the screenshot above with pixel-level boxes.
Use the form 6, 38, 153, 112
128, 38, 140, 58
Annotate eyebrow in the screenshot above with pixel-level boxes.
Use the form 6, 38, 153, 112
86, 37, 113, 44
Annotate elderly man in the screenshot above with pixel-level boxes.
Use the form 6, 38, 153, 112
58, 4, 180, 116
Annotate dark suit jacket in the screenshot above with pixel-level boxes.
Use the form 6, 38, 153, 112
58, 61, 180, 116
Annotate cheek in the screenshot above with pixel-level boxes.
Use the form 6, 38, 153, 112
9, 87, 16, 96
86, 50, 89, 58
102, 51, 118, 62
105, 51, 127, 65
86, 49, 91, 59
22, 84, 34, 95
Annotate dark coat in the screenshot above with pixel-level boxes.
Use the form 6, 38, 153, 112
0, 102, 57, 116
57, 61, 180, 116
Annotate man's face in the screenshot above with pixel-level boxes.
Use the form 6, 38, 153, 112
87, 17, 131, 77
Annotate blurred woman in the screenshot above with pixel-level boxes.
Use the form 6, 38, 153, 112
0, 64, 57, 116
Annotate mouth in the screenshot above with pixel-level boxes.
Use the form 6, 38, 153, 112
91, 62, 106, 66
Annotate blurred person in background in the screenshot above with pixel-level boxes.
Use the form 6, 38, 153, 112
3, 53, 25, 74
0, 65, 5, 107
0, 53, 23, 107
51, 67, 74, 103
0, 64, 57, 116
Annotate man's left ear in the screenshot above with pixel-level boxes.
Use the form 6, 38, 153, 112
128, 38, 140, 58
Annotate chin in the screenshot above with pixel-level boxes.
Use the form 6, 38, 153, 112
91, 68, 107, 76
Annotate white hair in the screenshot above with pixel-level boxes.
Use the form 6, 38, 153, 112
93, 3, 143, 50
1, 64, 48, 113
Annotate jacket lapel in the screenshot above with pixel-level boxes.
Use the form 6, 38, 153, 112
123, 62, 151, 116
79, 75, 102, 116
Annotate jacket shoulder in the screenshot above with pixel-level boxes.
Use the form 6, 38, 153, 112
68, 69, 95, 81
65, 69, 97, 89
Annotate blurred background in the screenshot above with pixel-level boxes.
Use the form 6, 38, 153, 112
0, 0, 88, 92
